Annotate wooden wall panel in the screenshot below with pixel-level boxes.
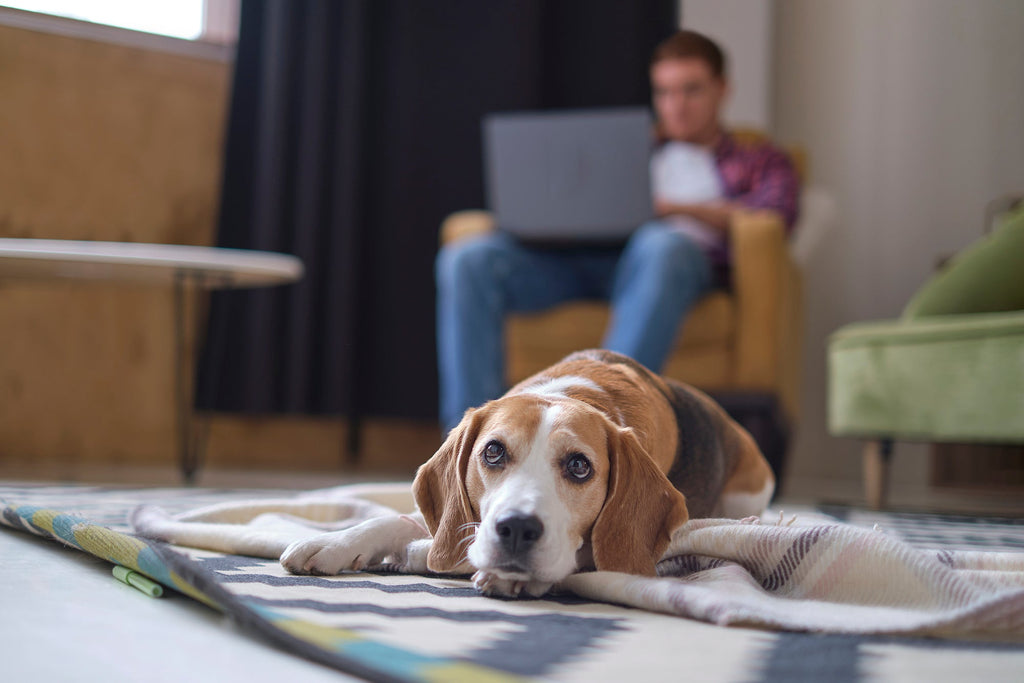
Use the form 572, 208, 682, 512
0, 25, 228, 468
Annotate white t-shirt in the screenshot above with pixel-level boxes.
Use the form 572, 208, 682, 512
649, 141, 725, 251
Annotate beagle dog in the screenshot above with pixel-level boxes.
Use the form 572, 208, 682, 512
278, 349, 775, 597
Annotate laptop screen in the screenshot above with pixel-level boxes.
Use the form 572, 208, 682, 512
483, 107, 654, 244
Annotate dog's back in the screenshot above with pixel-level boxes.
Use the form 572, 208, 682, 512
535, 349, 768, 519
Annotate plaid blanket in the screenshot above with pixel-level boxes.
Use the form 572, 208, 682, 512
569, 516, 1024, 637
2, 483, 1023, 682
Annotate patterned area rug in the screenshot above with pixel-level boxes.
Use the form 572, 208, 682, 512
2, 483, 1023, 683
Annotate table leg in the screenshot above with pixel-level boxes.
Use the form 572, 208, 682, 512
173, 271, 206, 484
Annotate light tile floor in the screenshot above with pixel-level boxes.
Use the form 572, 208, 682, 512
0, 526, 358, 682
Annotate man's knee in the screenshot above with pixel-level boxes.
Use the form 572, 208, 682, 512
627, 222, 707, 274
435, 234, 507, 291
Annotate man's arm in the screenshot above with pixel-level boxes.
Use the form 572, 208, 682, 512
655, 145, 801, 232
653, 198, 742, 232
731, 146, 801, 229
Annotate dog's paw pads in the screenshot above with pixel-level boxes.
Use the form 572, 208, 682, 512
281, 537, 373, 576
472, 571, 550, 598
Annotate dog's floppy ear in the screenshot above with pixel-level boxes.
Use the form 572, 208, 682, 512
412, 408, 485, 573
591, 425, 689, 576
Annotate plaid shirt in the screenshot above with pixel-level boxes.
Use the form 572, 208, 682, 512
714, 132, 801, 231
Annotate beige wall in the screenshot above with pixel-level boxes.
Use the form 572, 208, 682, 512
681, 0, 775, 130
773, 0, 1024, 489
0, 24, 229, 467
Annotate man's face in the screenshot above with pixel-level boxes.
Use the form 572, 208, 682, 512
650, 58, 727, 144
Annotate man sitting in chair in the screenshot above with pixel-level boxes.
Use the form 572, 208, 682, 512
435, 29, 801, 433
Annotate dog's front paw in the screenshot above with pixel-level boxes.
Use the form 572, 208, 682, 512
281, 532, 369, 575
472, 570, 551, 598
280, 515, 429, 576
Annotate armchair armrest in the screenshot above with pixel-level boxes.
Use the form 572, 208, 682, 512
440, 210, 496, 246
730, 209, 802, 418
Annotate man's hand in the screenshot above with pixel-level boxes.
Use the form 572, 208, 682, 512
653, 198, 739, 232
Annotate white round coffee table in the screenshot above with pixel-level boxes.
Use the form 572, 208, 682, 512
0, 238, 304, 482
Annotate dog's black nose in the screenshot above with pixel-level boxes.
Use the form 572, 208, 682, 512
495, 514, 544, 556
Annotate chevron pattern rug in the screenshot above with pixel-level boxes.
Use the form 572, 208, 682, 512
2, 483, 1022, 682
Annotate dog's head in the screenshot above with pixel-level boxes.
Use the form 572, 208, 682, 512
412, 394, 689, 589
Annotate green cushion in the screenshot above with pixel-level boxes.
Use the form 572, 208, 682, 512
828, 311, 1024, 442
902, 206, 1024, 318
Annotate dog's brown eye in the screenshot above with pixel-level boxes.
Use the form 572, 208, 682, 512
564, 453, 592, 481
482, 440, 507, 467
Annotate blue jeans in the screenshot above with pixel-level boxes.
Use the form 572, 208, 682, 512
435, 221, 714, 431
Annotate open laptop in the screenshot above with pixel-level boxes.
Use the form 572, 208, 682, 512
483, 107, 654, 244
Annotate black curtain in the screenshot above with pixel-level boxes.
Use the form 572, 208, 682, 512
198, 0, 677, 423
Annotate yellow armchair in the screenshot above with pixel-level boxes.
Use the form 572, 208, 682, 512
439, 208, 802, 424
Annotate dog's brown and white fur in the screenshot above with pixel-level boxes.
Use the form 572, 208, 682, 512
133, 350, 774, 598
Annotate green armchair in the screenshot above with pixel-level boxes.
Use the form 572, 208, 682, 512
828, 204, 1024, 508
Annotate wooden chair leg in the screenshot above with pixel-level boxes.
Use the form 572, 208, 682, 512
863, 439, 894, 510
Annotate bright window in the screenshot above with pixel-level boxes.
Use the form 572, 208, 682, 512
1, 0, 207, 40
